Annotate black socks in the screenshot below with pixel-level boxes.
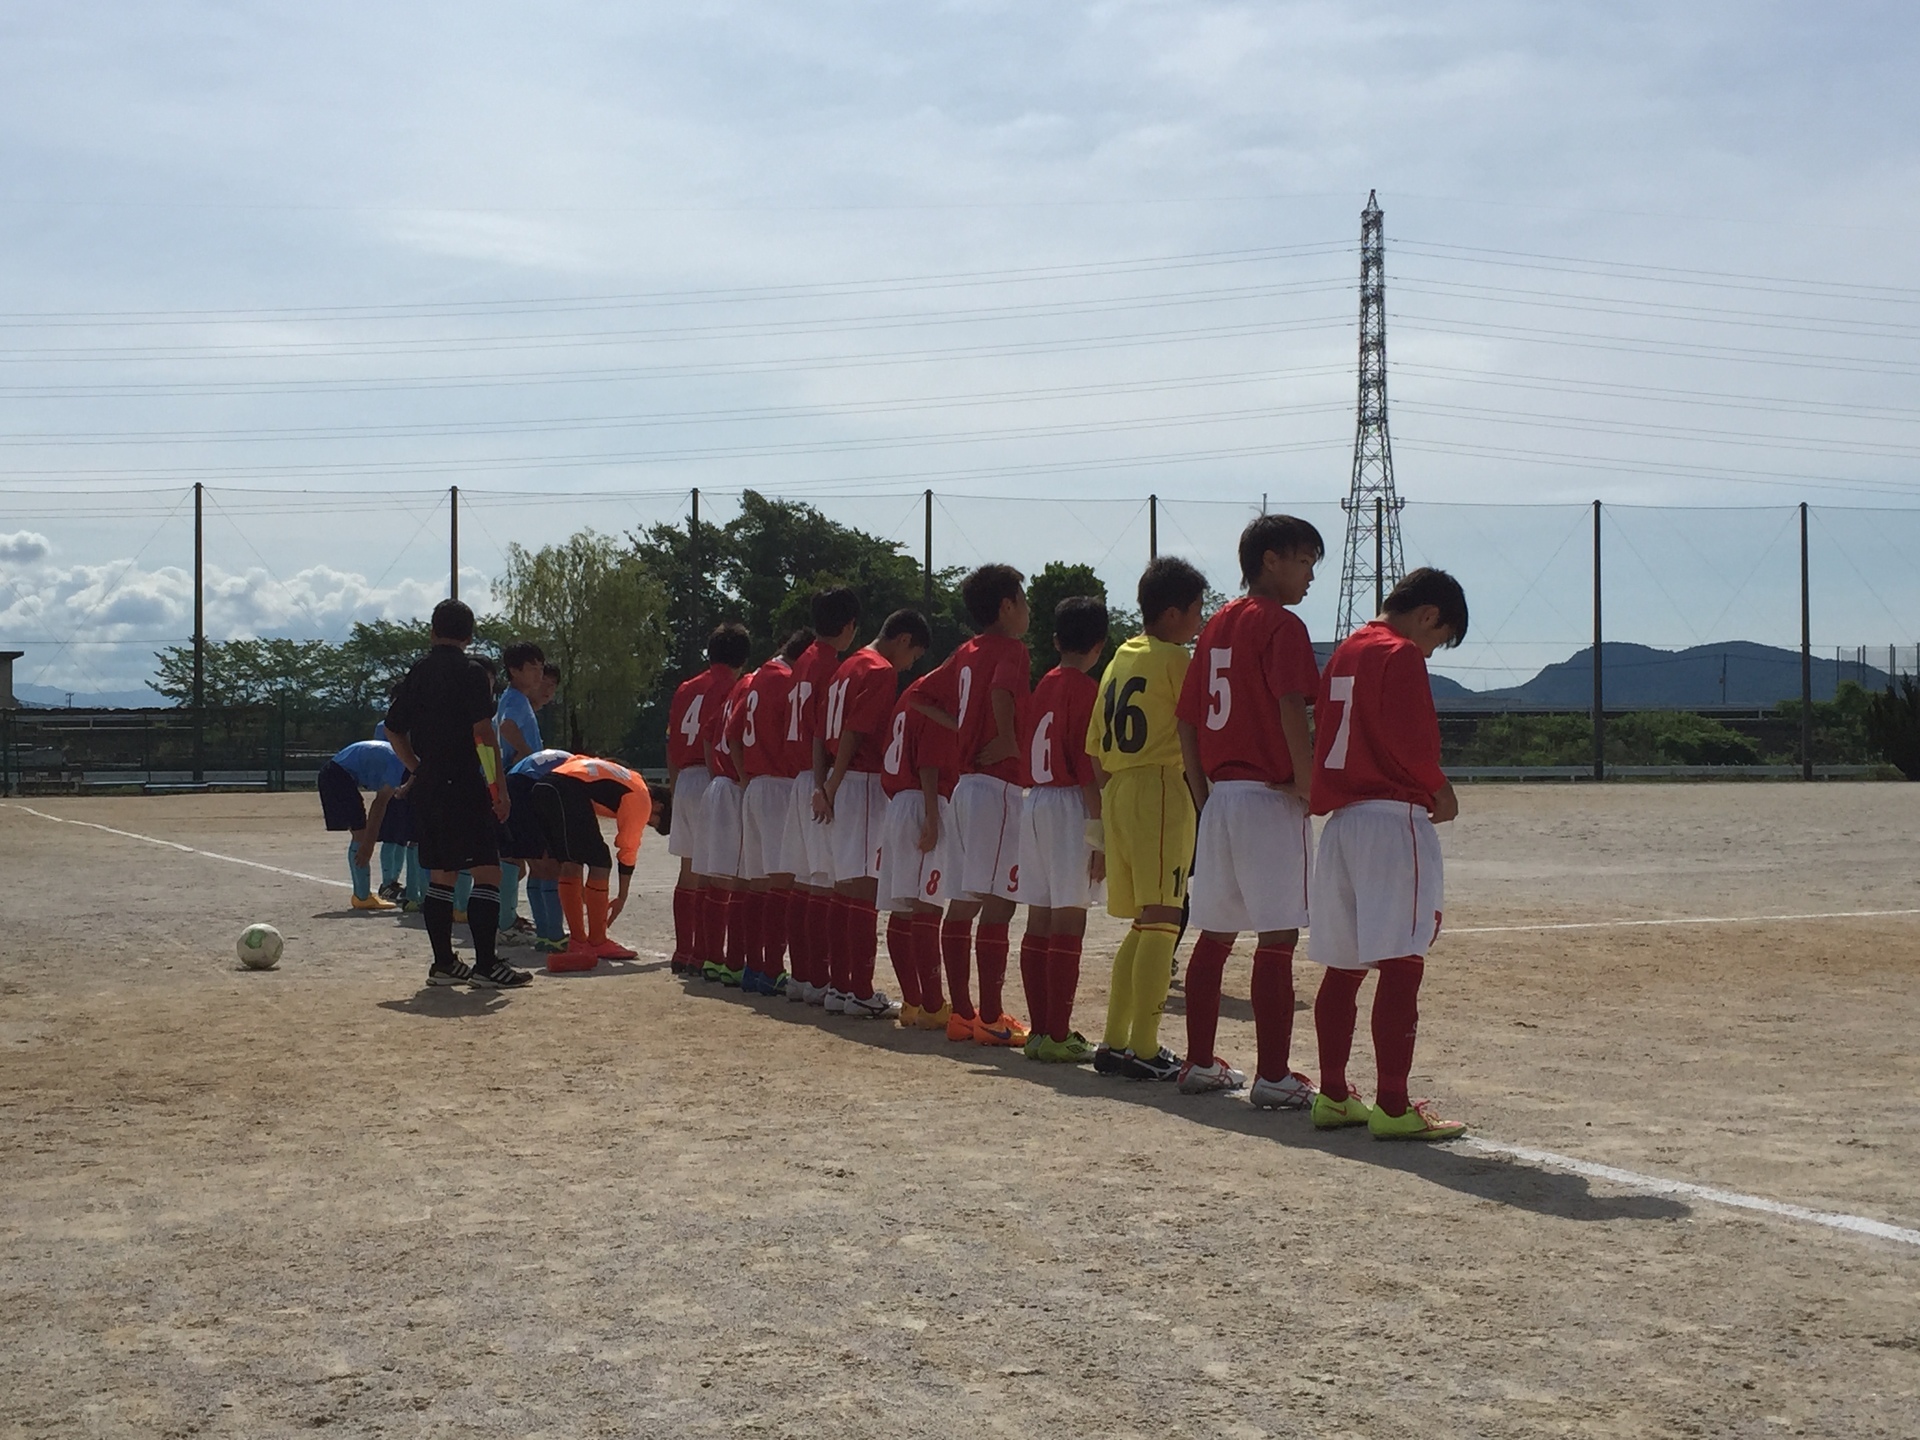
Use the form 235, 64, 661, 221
423, 883, 458, 969
467, 883, 501, 969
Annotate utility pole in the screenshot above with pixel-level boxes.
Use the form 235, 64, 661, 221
689, 488, 702, 656
449, 485, 460, 601
1149, 495, 1158, 560
1800, 502, 1813, 781
923, 489, 934, 611
193, 482, 205, 784
1336, 190, 1406, 638
1591, 501, 1603, 782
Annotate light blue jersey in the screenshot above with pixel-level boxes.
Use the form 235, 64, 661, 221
332, 739, 407, 791
511, 748, 572, 778
495, 686, 542, 768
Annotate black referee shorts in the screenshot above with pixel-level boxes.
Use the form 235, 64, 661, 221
411, 772, 500, 873
531, 777, 612, 870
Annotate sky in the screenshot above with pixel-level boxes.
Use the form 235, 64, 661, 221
3, 1, 1919, 699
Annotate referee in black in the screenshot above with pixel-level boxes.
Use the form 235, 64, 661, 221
384, 598, 531, 989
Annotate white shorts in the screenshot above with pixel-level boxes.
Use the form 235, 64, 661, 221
1188, 781, 1312, 935
780, 772, 831, 887
952, 773, 1025, 902
828, 771, 888, 884
741, 774, 794, 882
878, 790, 958, 907
1307, 800, 1444, 969
1017, 786, 1094, 911
695, 776, 746, 879
667, 765, 712, 862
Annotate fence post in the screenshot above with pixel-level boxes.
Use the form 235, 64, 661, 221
1149, 494, 1158, 560
1800, 501, 1813, 781
923, 488, 934, 611
449, 485, 460, 601
1, 706, 11, 797
193, 482, 205, 785
1591, 500, 1603, 782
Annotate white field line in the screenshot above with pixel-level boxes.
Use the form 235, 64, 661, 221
2, 802, 351, 888
1460, 1139, 1920, 1248
7, 800, 1918, 1250
1449, 907, 1920, 935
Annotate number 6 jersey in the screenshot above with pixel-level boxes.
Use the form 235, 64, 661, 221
1311, 619, 1448, 814
1084, 632, 1191, 774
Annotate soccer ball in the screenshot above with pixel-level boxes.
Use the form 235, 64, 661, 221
236, 923, 284, 971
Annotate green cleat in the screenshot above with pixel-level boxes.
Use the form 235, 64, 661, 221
1033, 1032, 1098, 1064
701, 961, 744, 988
1021, 1033, 1045, 1060
1310, 1092, 1374, 1130
1369, 1099, 1467, 1142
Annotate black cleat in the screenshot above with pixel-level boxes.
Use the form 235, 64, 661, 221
427, 959, 475, 987
1092, 1045, 1133, 1077
1123, 1046, 1183, 1082
469, 959, 533, 990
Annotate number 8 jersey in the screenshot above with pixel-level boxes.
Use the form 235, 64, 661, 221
1311, 619, 1448, 814
1084, 632, 1191, 774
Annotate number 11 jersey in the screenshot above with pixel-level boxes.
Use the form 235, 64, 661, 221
1085, 633, 1190, 775
1311, 619, 1447, 814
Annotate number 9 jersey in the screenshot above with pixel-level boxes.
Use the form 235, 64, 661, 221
1084, 633, 1191, 774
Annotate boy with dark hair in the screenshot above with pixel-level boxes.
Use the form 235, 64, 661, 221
529, 754, 650, 972
1088, 557, 1207, 1080
318, 737, 409, 910
384, 598, 529, 989
927, 563, 1032, 1047
877, 666, 960, 1030
730, 628, 813, 996
664, 623, 749, 976
784, 588, 862, 1004
815, 608, 932, 1018
1175, 513, 1326, 1104
1308, 567, 1470, 1141
1016, 595, 1109, 1063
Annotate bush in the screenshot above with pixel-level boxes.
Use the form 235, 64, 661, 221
1866, 678, 1920, 780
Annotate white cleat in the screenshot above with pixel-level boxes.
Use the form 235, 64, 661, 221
1178, 1057, 1248, 1094
842, 990, 900, 1019
1248, 1072, 1319, 1110
822, 987, 848, 1014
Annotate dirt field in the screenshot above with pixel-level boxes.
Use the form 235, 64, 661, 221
3, 785, 1918, 1439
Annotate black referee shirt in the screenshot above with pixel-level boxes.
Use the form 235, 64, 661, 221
384, 645, 494, 782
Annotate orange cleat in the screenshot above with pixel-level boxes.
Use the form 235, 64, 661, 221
972, 1012, 1030, 1047
945, 1010, 977, 1042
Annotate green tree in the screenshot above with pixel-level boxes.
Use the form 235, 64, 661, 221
494, 530, 669, 754
1022, 561, 1140, 683
1867, 677, 1920, 779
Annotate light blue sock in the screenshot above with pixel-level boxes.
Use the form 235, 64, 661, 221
347, 840, 371, 900
404, 847, 425, 904
454, 871, 474, 913
499, 867, 520, 929
379, 842, 404, 888
533, 878, 563, 940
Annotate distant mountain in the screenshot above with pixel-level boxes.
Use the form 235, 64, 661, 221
1439, 641, 1886, 710
14, 683, 172, 710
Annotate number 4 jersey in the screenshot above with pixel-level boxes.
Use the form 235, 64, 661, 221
1085, 633, 1191, 774
1311, 619, 1448, 815
1174, 596, 1321, 786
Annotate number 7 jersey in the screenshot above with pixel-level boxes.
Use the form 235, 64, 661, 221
1311, 619, 1448, 814
1084, 633, 1191, 774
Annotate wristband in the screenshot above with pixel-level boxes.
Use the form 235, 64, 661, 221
1083, 818, 1105, 851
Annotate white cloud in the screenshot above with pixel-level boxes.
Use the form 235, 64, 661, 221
0, 531, 52, 564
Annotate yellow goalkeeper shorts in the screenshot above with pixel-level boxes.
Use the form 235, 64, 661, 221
1102, 763, 1196, 920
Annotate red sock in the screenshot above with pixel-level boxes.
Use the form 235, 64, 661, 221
976, 922, 1011, 1022
725, 889, 754, 973
672, 885, 696, 963
807, 891, 834, 988
850, 897, 879, 998
886, 911, 921, 1008
760, 889, 790, 977
1046, 932, 1082, 1043
1314, 966, 1368, 1102
913, 912, 945, 1012
699, 886, 729, 965
827, 894, 857, 993
941, 918, 975, 1020
1019, 931, 1050, 1040
1183, 934, 1233, 1067
1250, 943, 1297, 1083
1372, 957, 1424, 1118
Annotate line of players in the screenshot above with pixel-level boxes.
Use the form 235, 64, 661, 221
664, 513, 1473, 1141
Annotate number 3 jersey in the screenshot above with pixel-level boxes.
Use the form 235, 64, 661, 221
1174, 596, 1321, 786
1085, 633, 1191, 774
1311, 619, 1448, 815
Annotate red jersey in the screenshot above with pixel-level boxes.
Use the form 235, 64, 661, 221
1176, 597, 1321, 785
1024, 665, 1098, 789
881, 673, 960, 799
822, 647, 901, 775
926, 632, 1030, 782
1311, 620, 1448, 814
705, 671, 755, 782
731, 657, 794, 780
790, 639, 844, 775
666, 664, 735, 772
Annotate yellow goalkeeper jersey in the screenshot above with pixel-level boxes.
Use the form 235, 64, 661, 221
1085, 633, 1190, 774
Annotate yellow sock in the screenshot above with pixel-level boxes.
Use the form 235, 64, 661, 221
1102, 928, 1142, 1051
1127, 923, 1181, 1058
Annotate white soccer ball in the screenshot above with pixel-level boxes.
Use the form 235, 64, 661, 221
236, 923, 284, 971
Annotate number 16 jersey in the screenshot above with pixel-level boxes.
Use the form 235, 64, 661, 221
1085, 633, 1191, 774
